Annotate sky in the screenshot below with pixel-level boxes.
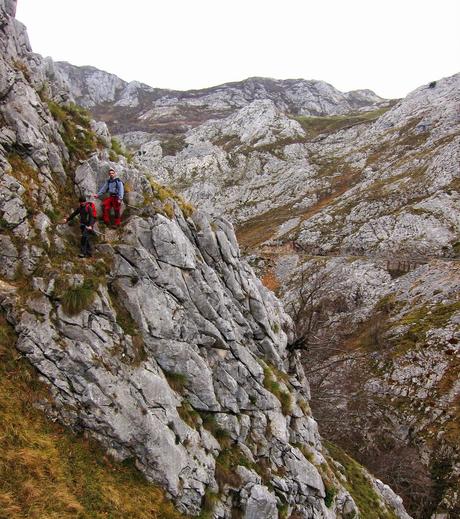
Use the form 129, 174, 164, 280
15, 0, 460, 99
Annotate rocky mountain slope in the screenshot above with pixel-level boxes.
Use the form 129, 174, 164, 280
142, 73, 459, 517
0, 2, 412, 518
115, 71, 458, 518
54, 60, 387, 143
54, 32, 460, 518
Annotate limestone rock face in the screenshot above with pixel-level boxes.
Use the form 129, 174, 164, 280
0, 3, 412, 518
186, 99, 306, 148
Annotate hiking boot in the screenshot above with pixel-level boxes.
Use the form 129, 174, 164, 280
78, 253, 86, 258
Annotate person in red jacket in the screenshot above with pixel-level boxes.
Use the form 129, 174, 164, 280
93, 168, 124, 226
63, 196, 97, 258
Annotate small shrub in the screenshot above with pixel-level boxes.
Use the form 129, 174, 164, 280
147, 177, 195, 218
298, 399, 311, 416
277, 502, 289, 518
161, 135, 186, 157
324, 484, 337, 507
0, 217, 12, 230
47, 101, 99, 161
215, 446, 253, 490
108, 149, 119, 162
198, 490, 219, 519
271, 322, 280, 334
111, 138, 124, 155
45, 209, 61, 223
325, 441, 398, 519
12, 59, 31, 81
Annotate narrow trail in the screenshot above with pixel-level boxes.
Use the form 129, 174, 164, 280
254, 243, 460, 266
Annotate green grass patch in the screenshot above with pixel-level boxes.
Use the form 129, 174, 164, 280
277, 501, 289, 518
106, 288, 147, 366
7, 153, 42, 214
47, 101, 100, 162
215, 446, 252, 490
198, 490, 220, 519
199, 413, 231, 447
108, 287, 138, 336
325, 441, 398, 519
147, 177, 195, 218
294, 106, 392, 138
177, 402, 201, 429
164, 371, 188, 394
110, 137, 133, 163
394, 301, 460, 355
161, 135, 187, 157
262, 364, 293, 415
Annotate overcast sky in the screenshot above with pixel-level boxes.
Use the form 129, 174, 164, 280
16, 0, 460, 99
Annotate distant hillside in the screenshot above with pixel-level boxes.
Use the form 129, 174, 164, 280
54, 61, 388, 142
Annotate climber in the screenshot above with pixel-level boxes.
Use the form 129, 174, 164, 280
62, 195, 97, 258
93, 168, 124, 226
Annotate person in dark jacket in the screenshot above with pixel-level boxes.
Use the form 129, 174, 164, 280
93, 168, 124, 226
63, 196, 97, 257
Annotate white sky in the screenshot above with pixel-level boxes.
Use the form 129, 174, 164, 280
15, 0, 460, 99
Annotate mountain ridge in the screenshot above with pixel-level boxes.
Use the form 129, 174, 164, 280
53, 61, 389, 140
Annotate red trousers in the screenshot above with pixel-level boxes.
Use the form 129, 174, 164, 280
102, 195, 121, 225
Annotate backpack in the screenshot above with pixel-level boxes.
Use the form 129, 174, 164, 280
85, 202, 97, 218
108, 177, 124, 196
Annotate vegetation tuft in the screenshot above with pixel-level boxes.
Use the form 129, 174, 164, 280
262, 363, 293, 415
61, 279, 98, 316
294, 106, 394, 138
214, 446, 252, 490
198, 490, 219, 519
394, 301, 460, 356
161, 135, 187, 157
177, 402, 201, 429
164, 371, 188, 394
47, 100, 100, 161
147, 177, 195, 218
200, 413, 231, 447
110, 137, 133, 163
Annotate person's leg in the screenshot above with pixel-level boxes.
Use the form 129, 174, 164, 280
83, 228, 92, 256
113, 197, 121, 226
79, 226, 87, 257
102, 198, 111, 224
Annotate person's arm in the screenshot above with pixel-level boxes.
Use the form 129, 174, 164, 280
94, 180, 108, 198
65, 207, 79, 223
118, 180, 124, 201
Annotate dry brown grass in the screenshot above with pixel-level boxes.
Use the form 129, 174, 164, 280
261, 268, 279, 292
